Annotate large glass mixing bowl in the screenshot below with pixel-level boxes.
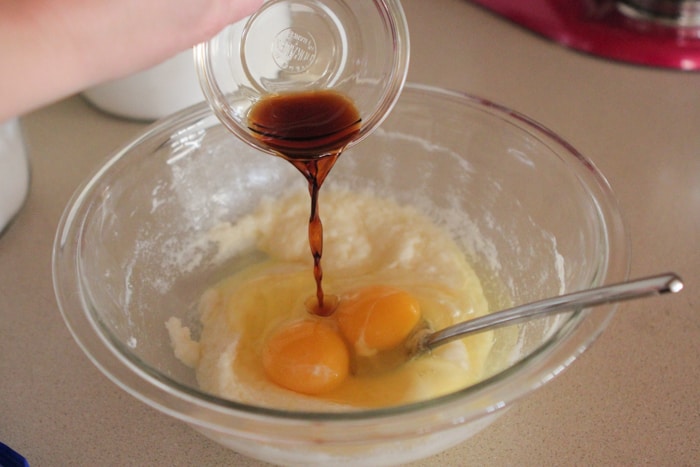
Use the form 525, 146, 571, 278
53, 84, 629, 466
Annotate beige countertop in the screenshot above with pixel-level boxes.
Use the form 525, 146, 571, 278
1, 1, 698, 465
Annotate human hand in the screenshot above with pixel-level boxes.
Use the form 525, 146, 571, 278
0, 0, 263, 121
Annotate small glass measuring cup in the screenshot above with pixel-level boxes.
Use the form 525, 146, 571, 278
194, 0, 410, 157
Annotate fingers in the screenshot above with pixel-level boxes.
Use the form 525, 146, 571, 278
201, 0, 265, 39
0, 0, 265, 120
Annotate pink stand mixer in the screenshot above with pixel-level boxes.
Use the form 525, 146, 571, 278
471, 0, 700, 70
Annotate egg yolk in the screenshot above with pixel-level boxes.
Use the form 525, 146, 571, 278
335, 285, 421, 356
262, 319, 350, 395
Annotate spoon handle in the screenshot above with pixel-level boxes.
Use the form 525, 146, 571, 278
422, 273, 684, 351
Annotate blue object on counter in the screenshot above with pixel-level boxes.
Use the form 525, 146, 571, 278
0, 442, 29, 467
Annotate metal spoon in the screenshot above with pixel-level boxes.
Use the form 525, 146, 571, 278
410, 272, 683, 356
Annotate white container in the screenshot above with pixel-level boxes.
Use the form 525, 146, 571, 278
0, 118, 30, 234
82, 49, 204, 121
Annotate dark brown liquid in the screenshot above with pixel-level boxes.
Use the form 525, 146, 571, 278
248, 90, 361, 316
